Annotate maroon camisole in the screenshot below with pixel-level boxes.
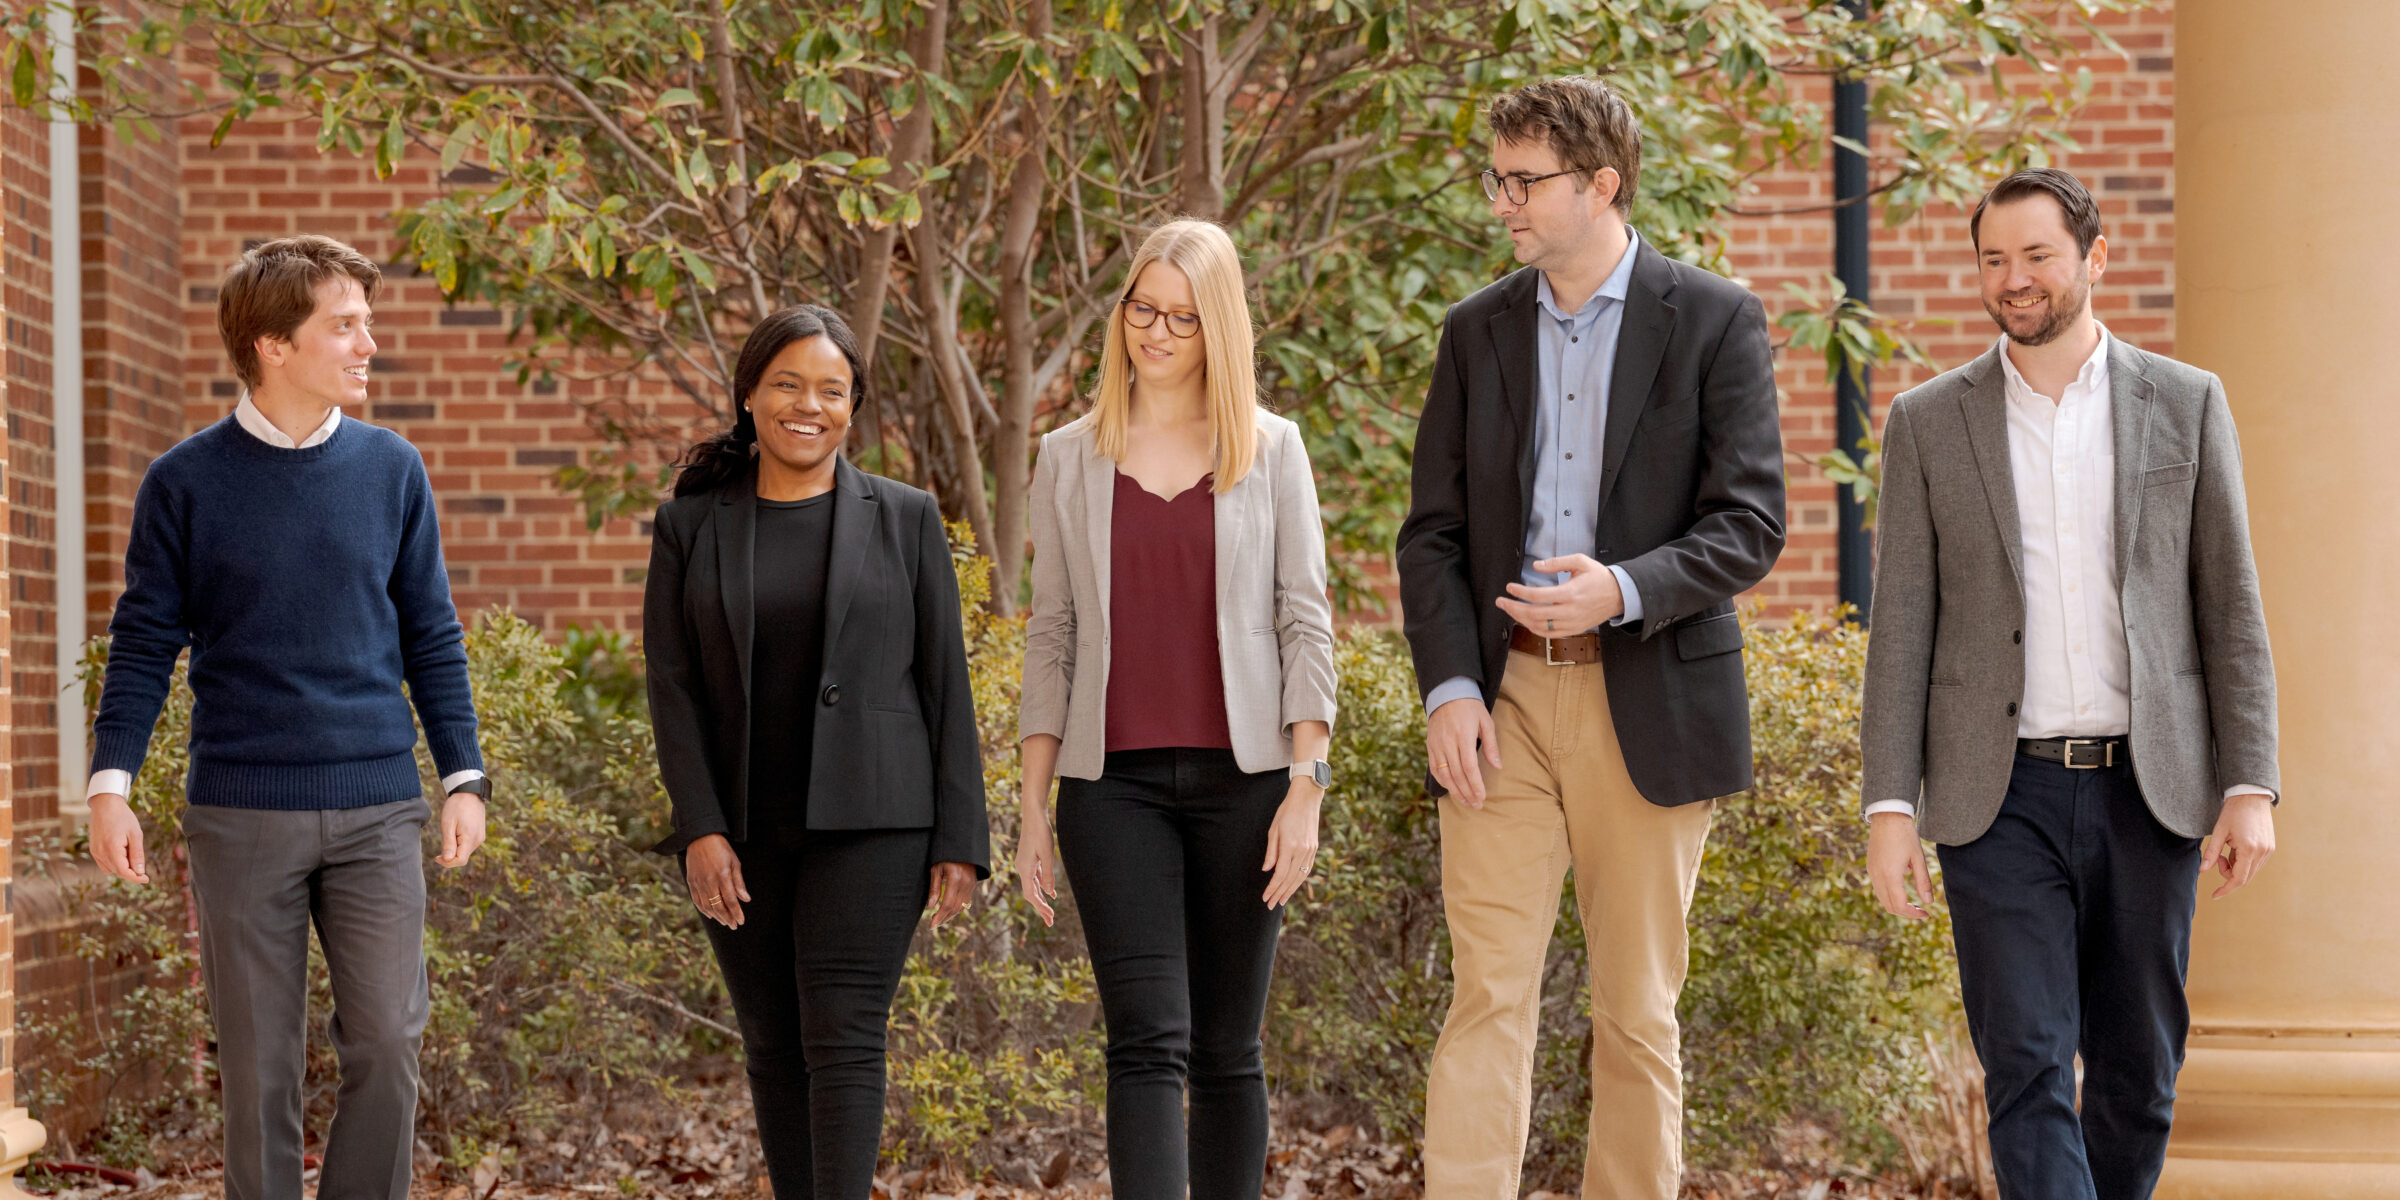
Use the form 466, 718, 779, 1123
1103, 470, 1235, 752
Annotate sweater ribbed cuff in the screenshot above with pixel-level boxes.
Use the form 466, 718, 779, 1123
425, 727, 486, 782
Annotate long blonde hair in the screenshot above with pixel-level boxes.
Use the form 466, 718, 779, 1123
1087, 219, 1259, 491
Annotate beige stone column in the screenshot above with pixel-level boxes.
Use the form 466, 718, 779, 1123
2164, 1, 2400, 1195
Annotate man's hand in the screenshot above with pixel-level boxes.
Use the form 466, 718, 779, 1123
1495, 554, 1623, 636
1868, 811, 1935, 919
1426, 696, 1501, 808
434, 791, 488, 869
88, 793, 150, 885
2201, 792, 2276, 899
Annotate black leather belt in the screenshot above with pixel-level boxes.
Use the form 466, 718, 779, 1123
2018, 736, 2129, 769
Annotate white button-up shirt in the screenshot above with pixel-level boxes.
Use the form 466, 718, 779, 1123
86, 396, 485, 802
1868, 329, 2266, 820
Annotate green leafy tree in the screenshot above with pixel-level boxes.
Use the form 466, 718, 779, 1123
6, 0, 2136, 609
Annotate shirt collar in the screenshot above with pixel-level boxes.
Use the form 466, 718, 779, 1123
235, 394, 342, 450
1535, 226, 1642, 322
1996, 322, 2112, 400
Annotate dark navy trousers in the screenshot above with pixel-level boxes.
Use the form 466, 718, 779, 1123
1937, 753, 2204, 1200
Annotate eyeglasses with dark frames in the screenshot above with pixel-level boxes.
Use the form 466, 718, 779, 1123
1120, 298, 1203, 339
1480, 167, 1588, 206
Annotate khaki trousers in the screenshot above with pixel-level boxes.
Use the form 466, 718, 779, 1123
1422, 650, 1715, 1200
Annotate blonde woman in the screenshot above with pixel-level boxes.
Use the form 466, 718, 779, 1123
1016, 220, 1336, 1200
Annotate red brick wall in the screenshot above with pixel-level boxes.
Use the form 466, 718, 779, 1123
0, 149, 21, 1113
1742, 5, 2176, 616
3, 107, 59, 836
178, 126, 668, 633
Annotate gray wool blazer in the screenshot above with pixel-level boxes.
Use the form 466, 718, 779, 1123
1860, 338, 2279, 844
1018, 410, 1338, 781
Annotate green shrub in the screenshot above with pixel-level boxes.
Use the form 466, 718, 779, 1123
1263, 611, 1959, 1182
30, 550, 1952, 1184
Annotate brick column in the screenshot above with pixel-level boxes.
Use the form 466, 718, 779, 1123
2162, 0, 2400, 1193
0, 109, 53, 1192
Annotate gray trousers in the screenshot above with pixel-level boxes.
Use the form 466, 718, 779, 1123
183, 798, 432, 1200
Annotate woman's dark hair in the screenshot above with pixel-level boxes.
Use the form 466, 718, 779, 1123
672, 304, 871, 498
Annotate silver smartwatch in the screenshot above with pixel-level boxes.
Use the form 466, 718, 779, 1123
1290, 759, 1333, 789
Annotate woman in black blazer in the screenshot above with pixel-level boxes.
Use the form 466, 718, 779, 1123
645, 305, 989, 1199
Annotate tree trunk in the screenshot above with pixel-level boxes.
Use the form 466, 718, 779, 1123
847, 0, 951, 364
1178, 14, 1225, 220
911, 215, 997, 563
991, 0, 1055, 614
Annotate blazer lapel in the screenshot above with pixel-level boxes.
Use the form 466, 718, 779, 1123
1486, 270, 1541, 504
2107, 339, 2154, 580
819, 456, 880, 658
1213, 430, 1263, 622
1596, 242, 1677, 517
1958, 347, 2025, 591
1081, 435, 1116, 620
714, 472, 758, 698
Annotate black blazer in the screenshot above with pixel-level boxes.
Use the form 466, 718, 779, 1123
644, 456, 990, 873
1397, 241, 1787, 806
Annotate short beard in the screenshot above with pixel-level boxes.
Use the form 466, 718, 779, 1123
1985, 268, 2092, 347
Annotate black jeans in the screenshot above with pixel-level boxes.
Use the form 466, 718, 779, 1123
1938, 754, 2203, 1200
1057, 748, 1287, 1200
698, 827, 931, 1200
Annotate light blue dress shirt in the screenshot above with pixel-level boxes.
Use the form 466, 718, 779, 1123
1425, 231, 1647, 715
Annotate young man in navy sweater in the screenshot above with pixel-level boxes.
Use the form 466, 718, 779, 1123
85, 234, 488, 1200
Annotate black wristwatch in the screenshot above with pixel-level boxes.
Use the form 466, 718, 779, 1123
448, 776, 492, 800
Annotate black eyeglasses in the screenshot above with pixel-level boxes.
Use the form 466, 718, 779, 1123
1480, 167, 1587, 205
1121, 298, 1203, 339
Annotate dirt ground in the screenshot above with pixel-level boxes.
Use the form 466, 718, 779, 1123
21, 1089, 1982, 1200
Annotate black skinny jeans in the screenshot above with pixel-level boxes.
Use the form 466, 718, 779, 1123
1057, 747, 1288, 1200
698, 827, 931, 1200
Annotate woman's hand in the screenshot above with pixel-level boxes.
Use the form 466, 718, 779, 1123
1017, 810, 1062, 927
1261, 781, 1323, 909
927, 861, 978, 929
685, 834, 750, 929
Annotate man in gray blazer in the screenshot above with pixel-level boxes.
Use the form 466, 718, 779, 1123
1861, 167, 2280, 1200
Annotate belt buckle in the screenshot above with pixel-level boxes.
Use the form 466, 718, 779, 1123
2061, 738, 2109, 769
1543, 636, 1573, 667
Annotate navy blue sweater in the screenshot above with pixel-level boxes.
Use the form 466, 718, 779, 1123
92, 415, 484, 809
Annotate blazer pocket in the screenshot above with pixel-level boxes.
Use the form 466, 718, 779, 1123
2143, 460, 2198, 487
1639, 392, 1702, 433
1674, 611, 1745, 661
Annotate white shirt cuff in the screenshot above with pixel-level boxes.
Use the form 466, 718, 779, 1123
1864, 799, 1917, 820
1424, 675, 1485, 716
2223, 784, 2274, 804
1608, 565, 1643, 626
442, 769, 487, 794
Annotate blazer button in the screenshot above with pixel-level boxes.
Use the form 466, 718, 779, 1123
2006, 702, 2018, 717
822, 684, 841, 706
2013, 630, 2023, 644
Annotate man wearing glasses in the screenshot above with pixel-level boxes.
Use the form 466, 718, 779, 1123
1396, 76, 1785, 1200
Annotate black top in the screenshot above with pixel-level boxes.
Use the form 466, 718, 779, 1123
745, 491, 837, 841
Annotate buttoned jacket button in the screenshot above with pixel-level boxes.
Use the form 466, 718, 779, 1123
821, 684, 841, 706
2013, 630, 2023, 644
2006, 702, 2018, 717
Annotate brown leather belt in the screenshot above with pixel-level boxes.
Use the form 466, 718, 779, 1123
1508, 625, 1602, 665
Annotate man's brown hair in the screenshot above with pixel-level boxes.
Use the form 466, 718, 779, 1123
217, 235, 382, 389
1485, 76, 1643, 214
1970, 167, 2104, 258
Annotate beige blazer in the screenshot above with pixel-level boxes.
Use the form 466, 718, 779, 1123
1019, 410, 1338, 780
